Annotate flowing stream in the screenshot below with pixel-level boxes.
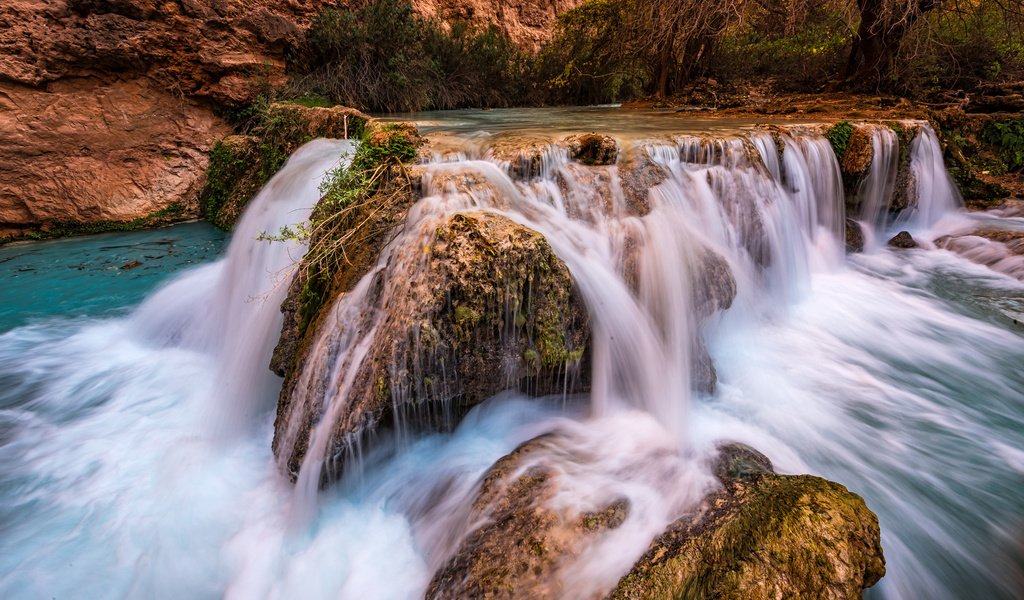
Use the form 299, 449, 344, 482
1, 111, 1022, 599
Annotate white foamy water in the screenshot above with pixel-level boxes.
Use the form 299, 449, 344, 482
1, 123, 1022, 600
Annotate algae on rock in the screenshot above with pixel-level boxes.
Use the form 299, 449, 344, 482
611, 445, 885, 600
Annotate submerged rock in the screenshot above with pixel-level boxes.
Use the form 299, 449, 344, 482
426, 434, 629, 600
935, 229, 1024, 280
273, 212, 590, 482
887, 231, 918, 249
611, 443, 885, 600
845, 218, 865, 253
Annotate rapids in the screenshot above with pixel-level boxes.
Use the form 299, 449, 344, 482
1, 111, 1022, 599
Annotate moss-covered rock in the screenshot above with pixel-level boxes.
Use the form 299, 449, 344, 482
611, 444, 885, 600
199, 102, 370, 229
928, 108, 1016, 210
426, 434, 629, 600
272, 212, 590, 482
839, 124, 875, 198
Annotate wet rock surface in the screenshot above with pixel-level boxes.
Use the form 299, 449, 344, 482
845, 218, 866, 253
426, 434, 629, 600
273, 212, 590, 482
611, 443, 886, 600
563, 133, 618, 166
888, 231, 918, 249
617, 145, 669, 216
425, 439, 884, 600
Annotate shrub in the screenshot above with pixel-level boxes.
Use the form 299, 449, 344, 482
289, 0, 528, 112
982, 119, 1024, 172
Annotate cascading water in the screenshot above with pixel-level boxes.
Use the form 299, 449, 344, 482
0, 112, 1020, 600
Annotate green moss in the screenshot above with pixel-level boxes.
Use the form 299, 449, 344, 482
201, 140, 250, 224
611, 474, 883, 600
351, 123, 421, 173
288, 121, 423, 335
280, 95, 335, 108
825, 121, 854, 160
1, 204, 187, 245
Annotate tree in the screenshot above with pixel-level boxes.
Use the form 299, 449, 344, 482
625, 0, 747, 97
843, 0, 937, 88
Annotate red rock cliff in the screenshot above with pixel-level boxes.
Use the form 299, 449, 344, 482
0, 0, 577, 238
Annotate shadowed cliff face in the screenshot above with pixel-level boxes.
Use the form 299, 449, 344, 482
0, 0, 579, 238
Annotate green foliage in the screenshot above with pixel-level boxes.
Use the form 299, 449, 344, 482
536, 0, 646, 105
280, 95, 335, 108
2, 204, 186, 244
290, 0, 528, 112
711, 12, 852, 89
825, 121, 855, 159
202, 141, 248, 222
897, 1, 1024, 96
262, 122, 422, 331
982, 119, 1024, 172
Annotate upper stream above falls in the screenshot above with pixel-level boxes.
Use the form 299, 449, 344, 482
0, 111, 1022, 600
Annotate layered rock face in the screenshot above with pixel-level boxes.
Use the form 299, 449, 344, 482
0, 0, 310, 237
0, 78, 229, 237
0, 0, 579, 238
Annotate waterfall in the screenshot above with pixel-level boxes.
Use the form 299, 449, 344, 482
133, 139, 355, 430
898, 124, 963, 231
285, 124, 978, 497
2, 116, 1019, 600
857, 125, 900, 233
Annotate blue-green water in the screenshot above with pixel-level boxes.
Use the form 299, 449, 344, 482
0, 223, 226, 332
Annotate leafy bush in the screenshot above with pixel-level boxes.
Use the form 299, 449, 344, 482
536, 0, 647, 105
289, 0, 528, 112
983, 119, 1024, 172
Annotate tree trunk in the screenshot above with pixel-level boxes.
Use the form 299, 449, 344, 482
655, 41, 673, 98
844, 0, 936, 90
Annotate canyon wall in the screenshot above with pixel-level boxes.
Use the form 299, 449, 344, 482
0, 0, 577, 238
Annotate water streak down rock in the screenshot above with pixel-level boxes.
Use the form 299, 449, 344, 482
611, 444, 885, 600
425, 440, 884, 600
273, 212, 590, 482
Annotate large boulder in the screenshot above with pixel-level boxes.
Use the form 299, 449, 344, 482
426, 434, 629, 600
425, 439, 885, 600
611, 444, 885, 600
273, 212, 590, 482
